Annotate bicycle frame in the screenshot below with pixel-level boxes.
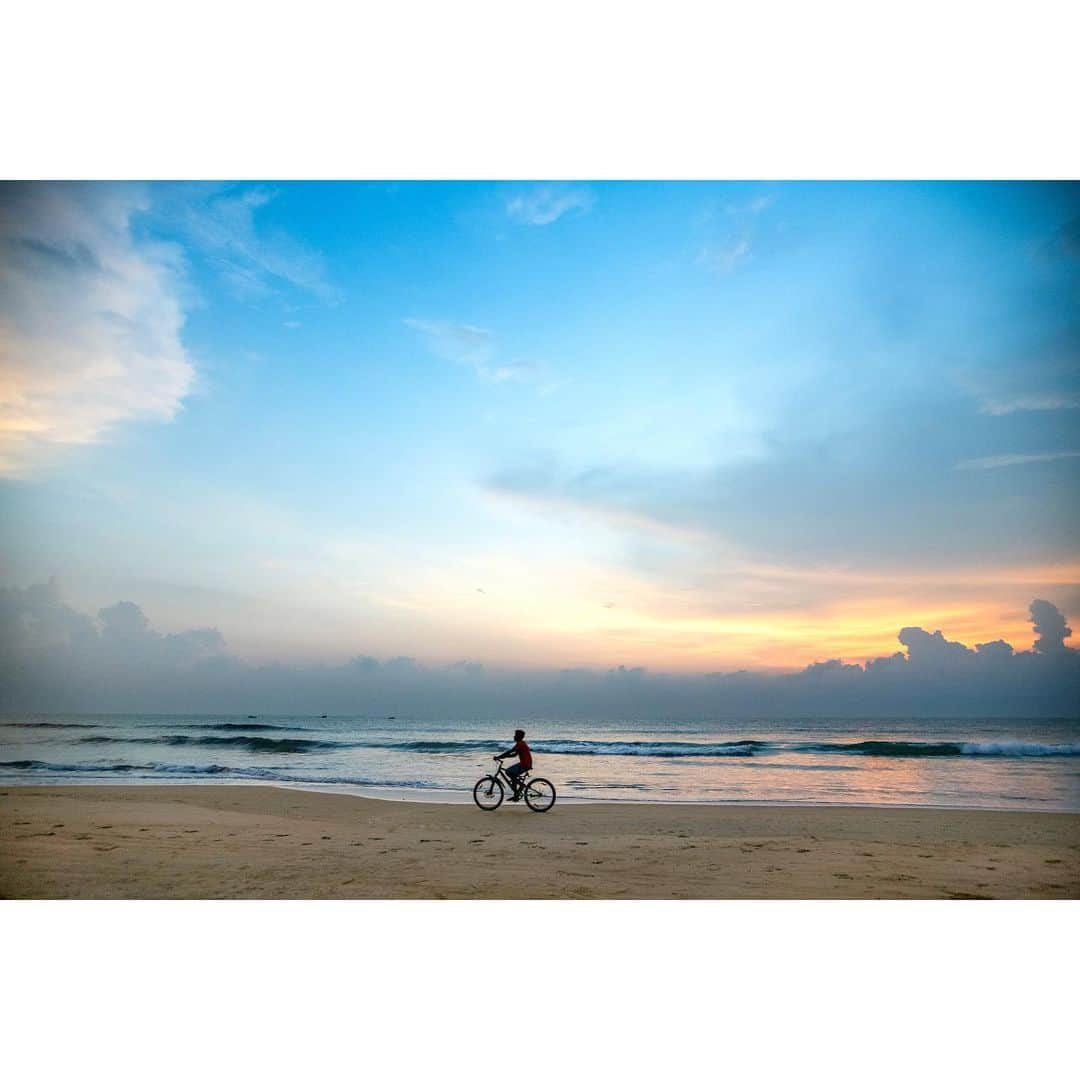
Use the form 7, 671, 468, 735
490, 758, 529, 793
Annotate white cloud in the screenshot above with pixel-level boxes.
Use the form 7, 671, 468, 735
697, 190, 772, 275
955, 451, 1080, 470
404, 317, 552, 389
404, 318, 494, 372
697, 238, 751, 273
728, 195, 773, 216
0, 183, 195, 475
978, 392, 1080, 415
165, 185, 338, 303
506, 185, 594, 226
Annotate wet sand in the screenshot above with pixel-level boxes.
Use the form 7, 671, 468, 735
1, 784, 1077, 899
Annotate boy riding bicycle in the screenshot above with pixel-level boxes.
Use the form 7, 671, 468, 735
494, 729, 532, 801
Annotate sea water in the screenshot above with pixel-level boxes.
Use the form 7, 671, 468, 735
2, 713, 1078, 811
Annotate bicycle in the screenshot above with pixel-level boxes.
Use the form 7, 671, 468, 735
473, 757, 557, 812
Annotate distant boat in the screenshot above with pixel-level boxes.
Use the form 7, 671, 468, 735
247, 715, 257, 719
320, 714, 328, 718
387, 716, 396, 720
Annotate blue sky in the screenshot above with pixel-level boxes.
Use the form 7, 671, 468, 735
1, 181, 1077, 672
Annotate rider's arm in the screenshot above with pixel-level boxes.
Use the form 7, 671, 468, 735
495, 746, 519, 761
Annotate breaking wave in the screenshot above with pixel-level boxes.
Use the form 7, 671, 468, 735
76, 735, 346, 753
376, 738, 764, 757
174, 722, 308, 732
0, 721, 99, 729
361, 737, 1080, 759
806, 740, 1080, 758
0, 758, 449, 789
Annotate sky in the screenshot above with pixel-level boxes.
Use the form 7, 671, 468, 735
1, 181, 1078, 706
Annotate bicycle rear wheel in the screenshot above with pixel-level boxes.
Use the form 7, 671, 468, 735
524, 777, 556, 812
473, 775, 504, 810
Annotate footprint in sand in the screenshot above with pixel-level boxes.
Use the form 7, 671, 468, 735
834, 873, 853, 880
321, 836, 332, 840
796, 848, 811, 853
1045, 858, 1062, 864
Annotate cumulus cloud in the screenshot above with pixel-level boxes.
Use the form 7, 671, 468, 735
897, 626, 974, 668
0, 579, 224, 685
506, 185, 594, 226
1031, 597, 1072, 652
0, 183, 195, 474
1, 582, 1076, 717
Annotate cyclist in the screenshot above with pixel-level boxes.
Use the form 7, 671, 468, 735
495, 729, 533, 801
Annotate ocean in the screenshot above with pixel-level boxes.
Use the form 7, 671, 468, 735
2, 713, 1078, 811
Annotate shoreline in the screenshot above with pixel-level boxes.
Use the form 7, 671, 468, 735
2, 784, 1077, 899
0, 775, 1074, 814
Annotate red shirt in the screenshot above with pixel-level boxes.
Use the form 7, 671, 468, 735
514, 740, 533, 770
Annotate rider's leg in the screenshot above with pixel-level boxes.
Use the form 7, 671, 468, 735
507, 763, 524, 798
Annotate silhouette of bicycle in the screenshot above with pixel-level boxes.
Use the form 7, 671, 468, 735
473, 757, 556, 812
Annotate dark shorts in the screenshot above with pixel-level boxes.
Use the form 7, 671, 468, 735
506, 762, 527, 782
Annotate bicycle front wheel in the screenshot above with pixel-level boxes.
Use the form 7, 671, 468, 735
524, 778, 556, 812
473, 775, 504, 810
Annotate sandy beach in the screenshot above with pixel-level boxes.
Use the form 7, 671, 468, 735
1, 784, 1077, 899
